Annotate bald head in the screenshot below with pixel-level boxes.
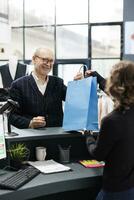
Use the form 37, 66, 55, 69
33, 48, 54, 58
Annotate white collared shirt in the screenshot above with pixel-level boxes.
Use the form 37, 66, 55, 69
32, 72, 49, 95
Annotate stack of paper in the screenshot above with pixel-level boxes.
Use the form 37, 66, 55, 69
28, 159, 71, 174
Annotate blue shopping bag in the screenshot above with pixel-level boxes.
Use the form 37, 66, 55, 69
63, 77, 98, 131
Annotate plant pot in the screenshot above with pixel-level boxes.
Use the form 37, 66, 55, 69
9, 148, 30, 170
10, 159, 23, 170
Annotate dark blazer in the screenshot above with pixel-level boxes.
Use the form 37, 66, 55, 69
9, 74, 67, 129
0, 63, 27, 88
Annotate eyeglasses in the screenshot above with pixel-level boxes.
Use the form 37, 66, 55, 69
36, 55, 54, 64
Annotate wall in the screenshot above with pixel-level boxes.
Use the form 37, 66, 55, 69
123, 0, 134, 61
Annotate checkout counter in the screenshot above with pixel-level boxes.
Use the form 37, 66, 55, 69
0, 127, 103, 200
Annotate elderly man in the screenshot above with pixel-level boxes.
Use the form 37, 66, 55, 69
9, 48, 67, 129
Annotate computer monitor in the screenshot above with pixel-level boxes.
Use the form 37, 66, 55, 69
0, 115, 7, 175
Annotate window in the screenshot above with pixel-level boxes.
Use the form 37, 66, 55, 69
91, 25, 121, 58
9, 0, 23, 26
25, 0, 55, 26
58, 64, 82, 85
56, 0, 88, 24
92, 59, 120, 78
25, 27, 54, 59
56, 25, 88, 59
11, 28, 23, 60
90, 0, 123, 23
0, 0, 123, 80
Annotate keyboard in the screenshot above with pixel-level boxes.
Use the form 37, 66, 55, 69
0, 166, 40, 190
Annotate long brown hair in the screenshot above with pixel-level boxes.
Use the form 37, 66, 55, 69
106, 60, 134, 109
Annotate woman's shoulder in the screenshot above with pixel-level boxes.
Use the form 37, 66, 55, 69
101, 109, 121, 124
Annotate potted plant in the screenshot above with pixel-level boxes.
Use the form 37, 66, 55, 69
8, 143, 30, 170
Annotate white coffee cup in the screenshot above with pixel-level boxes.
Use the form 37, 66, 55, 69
36, 146, 46, 161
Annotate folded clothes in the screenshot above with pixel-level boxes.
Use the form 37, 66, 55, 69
79, 160, 105, 168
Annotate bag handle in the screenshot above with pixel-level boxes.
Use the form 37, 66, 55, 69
79, 65, 88, 78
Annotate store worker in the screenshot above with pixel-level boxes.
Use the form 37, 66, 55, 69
86, 60, 134, 200
9, 47, 67, 129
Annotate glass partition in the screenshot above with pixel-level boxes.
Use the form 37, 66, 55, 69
91, 59, 120, 78
58, 64, 81, 85
25, 27, 54, 59
25, 0, 55, 25
91, 25, 121, 58
0, 0, 8, 23
1, 0, 123, 81
9, 0, 23, 26
10, 28, 23, 60
56, 25, 88, 59
90, 0, 123, 23
56, 0, 88, 24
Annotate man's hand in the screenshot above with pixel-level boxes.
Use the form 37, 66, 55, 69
74, 70, 96, 80
29, 116, 46, 129
73, 72, 84, 80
